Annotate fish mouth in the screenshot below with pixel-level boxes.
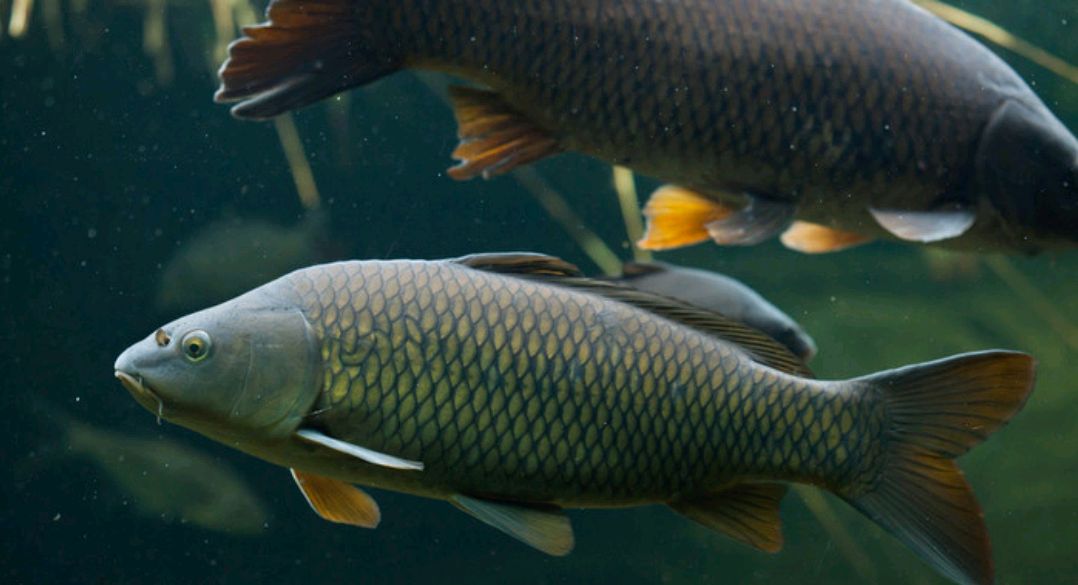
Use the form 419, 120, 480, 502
115, 371, 166, 423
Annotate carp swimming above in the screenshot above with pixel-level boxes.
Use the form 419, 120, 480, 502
115, 252, 1035, 585
215, 0, 1078, 254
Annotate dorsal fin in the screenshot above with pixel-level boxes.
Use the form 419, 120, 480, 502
451, 252, 583, 277
450, 253, 812, 377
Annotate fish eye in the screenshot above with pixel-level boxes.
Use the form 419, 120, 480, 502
180, 330, 212, 363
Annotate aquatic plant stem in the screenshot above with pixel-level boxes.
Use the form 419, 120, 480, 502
984, 256, 1078, 352
795, 487, 878, 582
273, 113, 322, 211
232, 0, 258, 28
612, 166, 652, 263
209, 0, 235, 65
7, 0, 32, 38
41, 0, 62, 50
143, 0, 174, 85
513, 168, 622, 276
915, 0, 1078, 85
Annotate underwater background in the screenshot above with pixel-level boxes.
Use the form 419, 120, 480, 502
1, 0, 1076, 583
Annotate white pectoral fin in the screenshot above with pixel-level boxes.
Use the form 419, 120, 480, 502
869, 207, 975, 242
295, 429, 424, 471
450, 494, 574, 556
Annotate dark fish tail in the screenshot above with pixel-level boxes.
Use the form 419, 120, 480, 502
215, 0, 401, 119
846, 351, 1035, 585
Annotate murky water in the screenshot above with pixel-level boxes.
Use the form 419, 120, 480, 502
2, 1, 1076, 583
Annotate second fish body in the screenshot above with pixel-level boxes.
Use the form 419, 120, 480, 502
217, 0, 1078, 254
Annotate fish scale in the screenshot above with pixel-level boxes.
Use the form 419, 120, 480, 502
289, 260, 878, 504
410, 0, 1000, 233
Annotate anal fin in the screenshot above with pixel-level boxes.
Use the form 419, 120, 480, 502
291, 469, 380, 528
450, 494, 574, 556
780, 221, 873, 253
670, 483, 788, 552
447, 86, 562, 180
637, 185, 736, 250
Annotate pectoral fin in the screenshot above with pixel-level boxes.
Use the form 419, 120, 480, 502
637, 185, 736, 250
296, 429, 424, 471
780, 221, 873, 253
670, 483, 788, 553
869, 207, 975, 242
447, 86, 562, 180
291, 468, 380, 528
449, 495, 574, 556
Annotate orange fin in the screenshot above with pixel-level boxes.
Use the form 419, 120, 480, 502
846, 350, 1036, 585
215, 0, 400, 119
447, 86, 562, 180
780, 221, 872, 253
637, 185, 735, 250
291, 468, 381, 528
671, 483, 788, 552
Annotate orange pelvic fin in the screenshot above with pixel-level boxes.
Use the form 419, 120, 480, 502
637, 185, 735, 250
447, 86, 562, 180
291, 468, 381, 528
670, 482, 788, 553
780, 221, 872, 253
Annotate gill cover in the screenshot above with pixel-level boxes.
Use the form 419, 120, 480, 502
976, 99, 1078, 245
116, 285, 323, 440
223, 304, 323, 435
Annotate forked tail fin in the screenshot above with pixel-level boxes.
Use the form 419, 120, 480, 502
847, 350, 1035, 585
215, 0, 400, 119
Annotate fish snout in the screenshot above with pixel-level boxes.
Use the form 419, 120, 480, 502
114, 339, 168, 421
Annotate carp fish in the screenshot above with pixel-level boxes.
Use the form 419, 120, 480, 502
214, 0, 1078, 254
115, 252, 1034, 585
59, 413, 269, 534
157, 210, 330, 313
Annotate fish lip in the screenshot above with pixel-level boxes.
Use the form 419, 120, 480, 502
115, 370, 166, 419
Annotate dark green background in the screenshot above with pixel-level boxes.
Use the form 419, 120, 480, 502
1, 1, 1075, 583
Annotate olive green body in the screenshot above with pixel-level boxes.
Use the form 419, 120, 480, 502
376, 0, 1057, 248
286, 260, 883, 506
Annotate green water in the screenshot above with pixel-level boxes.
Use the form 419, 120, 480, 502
1, 1, 1076, 583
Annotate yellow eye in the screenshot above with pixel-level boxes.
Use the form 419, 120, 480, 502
181, 330, 212, 362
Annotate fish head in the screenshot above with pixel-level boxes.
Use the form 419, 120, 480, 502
976, 99, 1078, 250
115, 285, 322, 442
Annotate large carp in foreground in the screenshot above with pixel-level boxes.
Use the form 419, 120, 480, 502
114, 252, 1035, 585
214, 0, 1078, 254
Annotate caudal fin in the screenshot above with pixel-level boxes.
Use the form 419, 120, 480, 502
215, 0, 400, 119
847, 350, 1035, 585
